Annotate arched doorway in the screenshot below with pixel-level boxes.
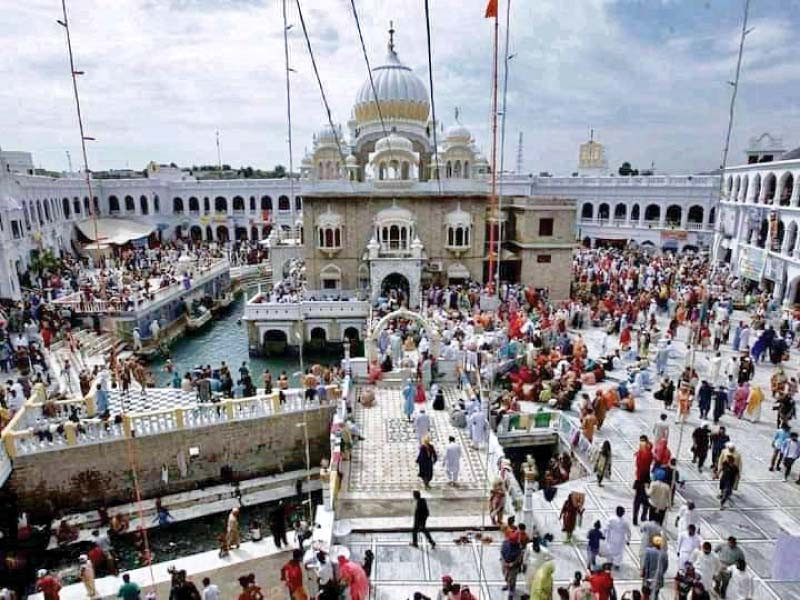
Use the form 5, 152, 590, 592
190, 226, 202, 242
263, 330, 288, 356
381, 272, 410, 303
344, 326, 361, 355
216, 226, 229, 243
308, 327, 327, 353
366, 308, 442, 363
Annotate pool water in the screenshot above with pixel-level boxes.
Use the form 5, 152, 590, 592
45, 491, 321, 585
148, 290, 307, 387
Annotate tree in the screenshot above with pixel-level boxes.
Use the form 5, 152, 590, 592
618, 162, 639, 176
272, 165, 287, 178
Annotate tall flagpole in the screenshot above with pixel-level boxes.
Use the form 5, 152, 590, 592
487, 1, 500, 293
58, 0, 101, 276
496, 0, 512, 297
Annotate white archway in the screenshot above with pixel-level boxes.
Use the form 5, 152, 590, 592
366, 308, 441, 362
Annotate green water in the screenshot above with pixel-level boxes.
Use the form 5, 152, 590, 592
148, 291, 307, 387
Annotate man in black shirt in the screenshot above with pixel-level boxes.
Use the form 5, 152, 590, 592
411, 490, 436, 549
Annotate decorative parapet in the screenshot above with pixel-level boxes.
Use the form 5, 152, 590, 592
1, 384, 340, 458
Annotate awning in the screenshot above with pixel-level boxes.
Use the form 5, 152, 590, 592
75, 218, 155, 245
447, 262, 470, 279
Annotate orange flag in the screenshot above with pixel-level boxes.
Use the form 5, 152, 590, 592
485, 0, 498, 18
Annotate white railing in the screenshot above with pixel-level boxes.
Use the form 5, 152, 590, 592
244, 297, 370, 321
52, 259, 230, 315
2, 385, 340, 457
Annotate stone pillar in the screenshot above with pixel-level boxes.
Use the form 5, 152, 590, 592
680, 209, 688, 230
658, 205, 666, 227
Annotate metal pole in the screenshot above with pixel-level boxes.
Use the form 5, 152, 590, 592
486, 6, 500, 292
59, 0, 101, 277
496, 0, 512, 297
282, 0, 297, 233
712, 0, 751, 264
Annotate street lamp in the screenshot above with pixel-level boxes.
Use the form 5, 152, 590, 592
295, 421, 313, 521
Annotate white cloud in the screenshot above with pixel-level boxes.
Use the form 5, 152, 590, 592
0, 0, 797, 175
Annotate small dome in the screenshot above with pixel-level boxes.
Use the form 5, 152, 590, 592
316, 126, 340, 145
446, 124, 471, 141
375, 133, 414, 154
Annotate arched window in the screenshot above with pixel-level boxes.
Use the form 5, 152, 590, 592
687, 205, 704, 225
125, 195, 135, 212
581, 204, 594, 220
613, 203, 626, 221
109, 196, 120, 214
140, 195, 149, 215
250, 196, 256, 212
780, 173, 794, 206
751, 173, 761, 203
153, 195, 160, 213
173, 197, 184, 213
708, 207, 716, 224
764, 173, 777, 204
84, 197, 90, 214
73, 198, 81, 215
204, 197, 210, 212
62, 198, 71, 219
278, 196, 290, 211
214, 196, 227, 212
325, 228, 334, 247
37, 200, 43, 223
295, 196, 302, 211
598, 203, 610, 220
206, 226, 213, 241
740, 175, 749, 202
233, 196, 245, 211
251, 226, 258, 240
665, 205, 682, 225
261, 196, 272, 211
454, 161, 462, 178
189, 197, 199, 212
448, 227, 454, 246
464, 161, 470, 178
93, 197, 100, 215
446, 161, 452, 178
455, 227, 464, 246
644, 204, 660, 222
334, 228, 341, 247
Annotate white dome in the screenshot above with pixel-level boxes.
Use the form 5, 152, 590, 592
375, 133, 414, 154
316, 126, 340, 144
446, 125, 471, 141
354, 32, 429, 123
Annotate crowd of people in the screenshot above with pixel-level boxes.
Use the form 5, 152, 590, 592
5, 239, 797, 598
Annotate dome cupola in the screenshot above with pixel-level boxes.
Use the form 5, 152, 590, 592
354, 23, 430, 124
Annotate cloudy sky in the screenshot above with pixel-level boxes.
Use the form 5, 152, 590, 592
2, 0, 798, 175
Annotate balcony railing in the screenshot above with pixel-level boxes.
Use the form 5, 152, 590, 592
2, 385, 340, 457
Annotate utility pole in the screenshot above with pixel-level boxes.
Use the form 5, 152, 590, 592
712, 0, 751, 263
216, 130, 222, 170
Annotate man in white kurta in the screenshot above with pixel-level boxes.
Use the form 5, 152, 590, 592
467, 410, 488, 447
603, 506, 631, 568
677, 524, 702, 570
444, 436, 461, 485
389, 330, 403, 364
676, 501, 697, 533
414, 410, 431, 443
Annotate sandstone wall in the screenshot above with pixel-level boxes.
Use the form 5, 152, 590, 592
8, 406, 334, 517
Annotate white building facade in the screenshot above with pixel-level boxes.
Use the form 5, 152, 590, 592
714, 143, 800, 305
0, 151, 303, 299
535, 174, 719, 251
